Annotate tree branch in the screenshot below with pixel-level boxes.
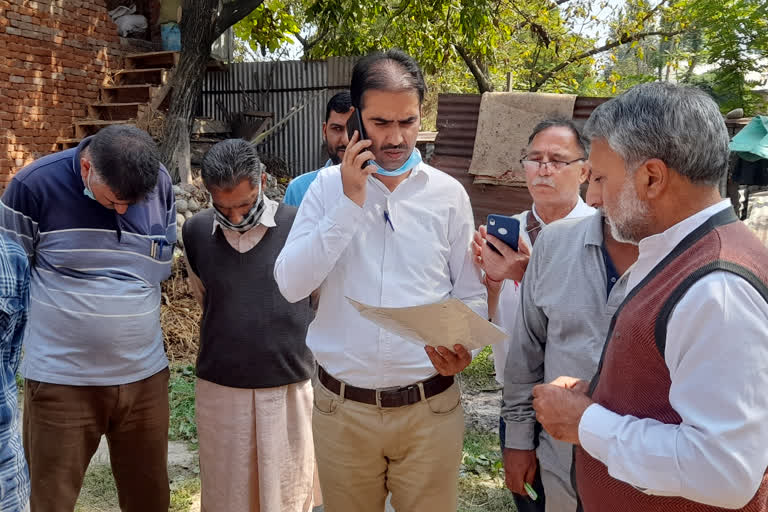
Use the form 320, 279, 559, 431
216, 0, 265, 36
531, 29, 685, 91
454, 44, 495, 93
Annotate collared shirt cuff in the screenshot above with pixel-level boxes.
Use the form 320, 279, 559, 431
504, 420, 536, 450
326, 192, 364, 233
578, 403, 622, 464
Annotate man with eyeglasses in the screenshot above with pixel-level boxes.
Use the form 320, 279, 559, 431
473, 118, 594, 512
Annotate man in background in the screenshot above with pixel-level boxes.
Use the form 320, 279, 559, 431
473, 118, 593, 511
284, 91, 353, 207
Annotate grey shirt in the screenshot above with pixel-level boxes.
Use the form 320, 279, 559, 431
501, 213, 630, 486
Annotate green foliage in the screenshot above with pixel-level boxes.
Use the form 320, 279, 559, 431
233, 0, 302, 57
169, 365, 198, 443
461, 346, 500, 393
459, 430, 516, 511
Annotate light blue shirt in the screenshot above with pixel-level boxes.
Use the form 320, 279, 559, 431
283, 159, 332, 207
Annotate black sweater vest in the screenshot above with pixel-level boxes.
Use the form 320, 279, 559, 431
183, 206, 314, 388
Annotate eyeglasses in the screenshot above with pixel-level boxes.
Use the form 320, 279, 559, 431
520, 158, 585, 172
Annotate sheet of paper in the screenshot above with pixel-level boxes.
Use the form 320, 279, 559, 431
346, 297, 507, 351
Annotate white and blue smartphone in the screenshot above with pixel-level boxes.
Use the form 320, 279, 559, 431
486, 214, 520, 253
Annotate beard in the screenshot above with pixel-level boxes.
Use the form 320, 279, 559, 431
605, 178, 651, 245
326, 142, 346, 165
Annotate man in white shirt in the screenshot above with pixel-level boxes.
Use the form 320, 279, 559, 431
274, 50, 486, 512
532, 82, 768, 512
472, 119, 593, 511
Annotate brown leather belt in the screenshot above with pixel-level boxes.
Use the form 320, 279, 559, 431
318, 366, 454, 408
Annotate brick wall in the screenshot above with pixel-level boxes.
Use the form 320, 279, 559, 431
0, 0, 124, 187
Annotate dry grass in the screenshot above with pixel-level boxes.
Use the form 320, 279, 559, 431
161, 255, 201, 364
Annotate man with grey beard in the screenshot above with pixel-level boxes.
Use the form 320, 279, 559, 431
473, 118, 594, 511
534, 82, 768, 512
497, 169, 638, 512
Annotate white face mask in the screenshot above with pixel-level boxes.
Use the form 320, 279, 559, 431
212, 180, 265, 233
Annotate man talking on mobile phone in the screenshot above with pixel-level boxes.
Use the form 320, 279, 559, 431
274, 50, 486, 512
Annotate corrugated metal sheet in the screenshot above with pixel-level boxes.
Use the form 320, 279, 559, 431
200, 57, 357, 177
431, 94, 610, 226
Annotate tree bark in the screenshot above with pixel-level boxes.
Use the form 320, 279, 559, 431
454, 44, 495, 93
159, 0, 264, 182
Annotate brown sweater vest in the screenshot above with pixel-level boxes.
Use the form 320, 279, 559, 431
574, 207, 768, 512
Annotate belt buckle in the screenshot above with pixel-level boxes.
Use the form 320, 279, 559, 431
377, 384, 421, 408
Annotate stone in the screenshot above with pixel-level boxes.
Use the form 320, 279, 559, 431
175, 198, 188, 214
176, 213, 186, 227
726, 108, 744, 119
187, 198, 200, 212
184, 210, 194, 219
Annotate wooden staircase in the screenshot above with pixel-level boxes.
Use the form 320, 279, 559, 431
55, 51, 179, 150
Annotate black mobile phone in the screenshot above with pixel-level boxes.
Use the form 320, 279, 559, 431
346, 108, 372, 168
346, 108, 368, 141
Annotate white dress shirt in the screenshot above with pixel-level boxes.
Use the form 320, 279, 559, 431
274, 163, 487, 389
492, 197, 596, 385
579, 199, 768, 509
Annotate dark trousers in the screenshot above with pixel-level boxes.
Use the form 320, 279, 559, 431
500, 416, 546, 512
23, 368, 170, 512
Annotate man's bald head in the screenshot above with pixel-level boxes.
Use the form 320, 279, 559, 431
350, 50, 426, 109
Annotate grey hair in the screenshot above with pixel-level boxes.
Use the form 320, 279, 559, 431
527, 117, 589, 157
201, 139, 262, 189
584, 82, 729, 186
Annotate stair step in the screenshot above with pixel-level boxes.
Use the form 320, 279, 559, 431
54, 138, 81, 150
114, 68, 170, 86
101, 83, 158, 103
89, 102, 143, 121
91, 102, 145, 107
73, 119, 133, 138
124, 50, 178, 70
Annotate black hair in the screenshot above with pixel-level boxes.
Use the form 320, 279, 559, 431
350, 50, 426, 109
87, 124, 160, 202
201, 138, 262, 189
326, 91, 352, 121
527, 118, 590, 157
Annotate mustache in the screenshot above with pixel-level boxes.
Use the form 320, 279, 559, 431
532, 176, 556, 188
380, 144, 408, 151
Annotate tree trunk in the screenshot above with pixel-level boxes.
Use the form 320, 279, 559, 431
454, 44, 495, 93
158, 0, 265, 182
159, 0, 219, 181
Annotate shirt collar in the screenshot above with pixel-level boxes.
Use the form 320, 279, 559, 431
584, 212, 606, 247
211, 196, 279, 236
532, 196, 595, 226
323, 159, 333, 168
636, 199, 732, 259
627, 199, 733, 292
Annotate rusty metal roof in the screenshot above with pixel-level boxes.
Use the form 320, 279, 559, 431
431, 94, 610, 226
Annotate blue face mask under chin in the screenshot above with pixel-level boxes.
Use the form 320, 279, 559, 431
373, 148, 422, 177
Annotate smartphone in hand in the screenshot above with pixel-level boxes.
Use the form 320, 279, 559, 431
346, 109, 372, 169
487, 214, 520, 254
346, 109, 368, 141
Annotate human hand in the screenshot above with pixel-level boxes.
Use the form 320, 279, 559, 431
503, 448, 538, 496
425, 344, 472, 376
532, 383, 593, 445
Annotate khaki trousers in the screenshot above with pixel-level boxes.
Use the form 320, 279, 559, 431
23, 368, 170, 512
196, 378, 315, 512
313, 378, 465, 512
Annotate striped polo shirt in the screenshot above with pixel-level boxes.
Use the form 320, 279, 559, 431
0, 138, 176, 386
